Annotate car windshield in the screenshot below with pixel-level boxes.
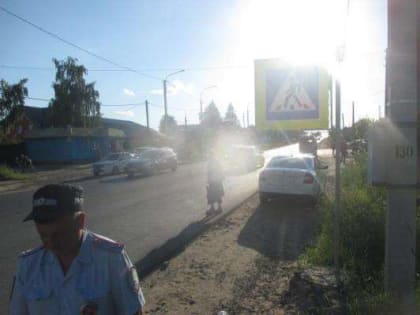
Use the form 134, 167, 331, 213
268, 157, 314, 170
2, 2, 409, 314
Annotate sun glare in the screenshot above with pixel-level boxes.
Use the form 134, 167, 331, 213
235, 0, 348, 67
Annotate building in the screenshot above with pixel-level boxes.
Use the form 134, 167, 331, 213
1, 106, 166, 163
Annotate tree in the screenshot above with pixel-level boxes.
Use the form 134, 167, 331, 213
353, 118, 373, 140
49, 57, 101, 128
224, 103, 240, 127
0, 78, 28, 130
201, 101, 222, 128
159, 115, 178, 135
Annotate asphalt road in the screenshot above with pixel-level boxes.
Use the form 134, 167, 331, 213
0, 144, 299, 313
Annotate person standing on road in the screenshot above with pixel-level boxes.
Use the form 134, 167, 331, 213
207, 152, 225, 214
9, 183, 145, 315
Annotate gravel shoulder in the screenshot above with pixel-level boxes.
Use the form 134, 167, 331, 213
142, 153, 340, 315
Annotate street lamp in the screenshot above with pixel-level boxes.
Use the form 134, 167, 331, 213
199, 85, 217, 122
163, 69, 185, 119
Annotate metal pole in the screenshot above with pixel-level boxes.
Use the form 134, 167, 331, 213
342, 113, 345, 129
330, 88, 334, 129
145, 100, 150, 129
163, 80, 168, 133
247, 106, 250, 127
334, 76, 341, 277
352, 101, 355, 126
163, 80, 168, 118
242, 112, 245, 128
385, 0, 417, 311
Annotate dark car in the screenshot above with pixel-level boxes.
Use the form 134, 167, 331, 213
299, 135, 317, 156
125, 147, 178, 178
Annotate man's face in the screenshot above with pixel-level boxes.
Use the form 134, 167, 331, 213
35, 213, 84, 256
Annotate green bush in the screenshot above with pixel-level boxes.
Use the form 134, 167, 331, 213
301, 153, 420, 312
0, 164, 29, 180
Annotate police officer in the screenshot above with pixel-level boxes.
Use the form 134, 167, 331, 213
9, 184, 145, 315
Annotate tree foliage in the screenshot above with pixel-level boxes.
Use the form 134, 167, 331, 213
49, 57, 101, 127
353, 118, 373, 140
0, 78, 28, 130
224, 103, 240, 127
201, 101, 222, 128
159, 115, 178, 135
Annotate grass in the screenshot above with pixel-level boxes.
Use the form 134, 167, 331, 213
0, 164, 30, 180
300, 152, 420, 314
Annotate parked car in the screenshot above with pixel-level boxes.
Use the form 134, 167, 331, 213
299, 135, 317, 156
125, 147, 178, 178
133, 146, 155, 154
93, 152, 135, 176
258, 154, 324, 205
225, 145, 265, 172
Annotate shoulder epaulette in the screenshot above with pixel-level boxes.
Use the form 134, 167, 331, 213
92, 234, 124, 253
19, 245, 44, 258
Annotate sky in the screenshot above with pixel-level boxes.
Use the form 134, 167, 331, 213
0, 0, 387, 130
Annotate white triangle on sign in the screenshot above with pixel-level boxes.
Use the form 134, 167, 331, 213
269, 74, 316, 113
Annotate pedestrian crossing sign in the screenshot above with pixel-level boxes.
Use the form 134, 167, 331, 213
255, 59, 330, 130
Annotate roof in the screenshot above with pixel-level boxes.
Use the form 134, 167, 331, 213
21, 106, 164, 139
26, 127, 125, 139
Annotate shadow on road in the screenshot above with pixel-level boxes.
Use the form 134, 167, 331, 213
136, 213, 218, 279
238, 200, 320, 260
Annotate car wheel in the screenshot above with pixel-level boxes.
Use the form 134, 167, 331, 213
93, 171, 99, 177
112, 166, 119, 174
171, 164, 178, 171
127, 172, 135, 179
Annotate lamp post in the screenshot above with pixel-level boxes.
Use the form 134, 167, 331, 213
163, 69, 185, 118
162, 69, 184, 133
199, 85, 217, 122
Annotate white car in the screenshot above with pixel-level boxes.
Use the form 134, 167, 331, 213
258, 154, 323, 205
93, 152, 136, 176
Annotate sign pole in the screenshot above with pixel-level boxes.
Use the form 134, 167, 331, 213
334, 74, 341, 278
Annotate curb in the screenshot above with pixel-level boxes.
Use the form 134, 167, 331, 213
137, 192, 257, 279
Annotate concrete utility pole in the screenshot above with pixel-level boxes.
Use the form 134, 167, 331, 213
247, 106, 250, 127
352, 101, 355, 126
342, 113, 345, 128
242, 112, 246, 128
386, 0, 417, 312
145, 100, 150, 129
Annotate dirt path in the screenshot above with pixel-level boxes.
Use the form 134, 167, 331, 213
142, 194, 336, 314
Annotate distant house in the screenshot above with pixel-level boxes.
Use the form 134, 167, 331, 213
1, 106, 166, 163
25, 127, 125, 163
102, 118, 167, 149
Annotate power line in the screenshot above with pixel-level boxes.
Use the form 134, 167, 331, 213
25, 96, 199, 113
0, 5, 162, 81
0, 64, 251, 73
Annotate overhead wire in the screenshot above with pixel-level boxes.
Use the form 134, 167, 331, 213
0, 5, 162, 81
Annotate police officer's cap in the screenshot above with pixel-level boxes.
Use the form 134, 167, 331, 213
23, 184, 84, 224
